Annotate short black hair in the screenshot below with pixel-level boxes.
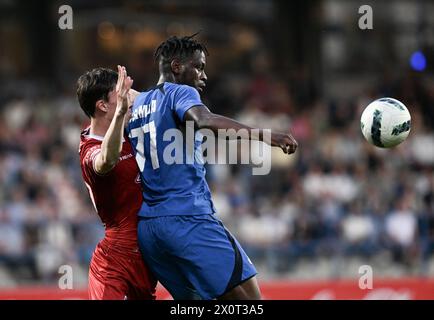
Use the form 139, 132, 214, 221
76, 67, 118, 118
154, 33, 209, 65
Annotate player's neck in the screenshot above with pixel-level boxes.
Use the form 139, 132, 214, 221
89, 117, 110, 138
158, 73, 176, 85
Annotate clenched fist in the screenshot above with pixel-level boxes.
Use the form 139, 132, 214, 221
271, 132, 298, 155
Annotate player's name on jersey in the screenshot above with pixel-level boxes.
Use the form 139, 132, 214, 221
130, 100, 157, 122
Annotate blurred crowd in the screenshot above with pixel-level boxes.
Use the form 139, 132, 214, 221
207, 66, 434, 277
0, 55, 433, 285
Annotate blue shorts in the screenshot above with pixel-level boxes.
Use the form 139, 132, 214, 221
137, 214, 257, 300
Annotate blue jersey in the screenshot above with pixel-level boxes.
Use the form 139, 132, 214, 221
126, 82, 216, 217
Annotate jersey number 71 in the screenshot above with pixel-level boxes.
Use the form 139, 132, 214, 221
129, 121, 160, 170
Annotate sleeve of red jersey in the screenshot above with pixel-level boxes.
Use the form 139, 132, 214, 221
81, 143, 104, 180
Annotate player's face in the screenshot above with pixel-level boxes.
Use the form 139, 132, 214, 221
104, 88, 118, 120
179, 50, 207, 92
101, 87, 132, 124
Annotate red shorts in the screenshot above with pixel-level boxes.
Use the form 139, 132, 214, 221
88, 239, 157, 300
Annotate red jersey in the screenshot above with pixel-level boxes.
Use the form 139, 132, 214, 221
79, 127, 156, 300
79, 127, 142, 249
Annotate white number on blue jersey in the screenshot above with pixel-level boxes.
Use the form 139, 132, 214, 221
129, 121, 159, 170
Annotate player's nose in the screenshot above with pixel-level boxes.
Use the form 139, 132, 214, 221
201, 71, 207, 81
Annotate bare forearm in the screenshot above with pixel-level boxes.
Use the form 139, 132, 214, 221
95, 111, 126, 174
98, 111, 126, 171
185, 105, 298, 154
196, 113, 266, 141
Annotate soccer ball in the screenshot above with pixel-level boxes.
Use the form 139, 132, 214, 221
360, 98, 411, 148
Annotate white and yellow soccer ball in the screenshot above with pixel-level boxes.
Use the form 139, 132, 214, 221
360, 97, 411, 148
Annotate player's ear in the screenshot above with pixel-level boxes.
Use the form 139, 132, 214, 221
170, 59, 184, 75
95, 99, 108, 113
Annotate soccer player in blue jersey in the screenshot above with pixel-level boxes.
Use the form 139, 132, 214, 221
126, 34, 298, 300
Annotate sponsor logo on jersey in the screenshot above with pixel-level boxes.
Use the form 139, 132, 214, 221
119, 153, 133, 161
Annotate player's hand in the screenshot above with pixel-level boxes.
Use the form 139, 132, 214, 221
115, 65, 134, 116
127, 89, 140, 108
271, 131, 298, 155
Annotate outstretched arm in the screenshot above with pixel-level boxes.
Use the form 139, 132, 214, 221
94, 65, 133, 174
184, 105, 298, 155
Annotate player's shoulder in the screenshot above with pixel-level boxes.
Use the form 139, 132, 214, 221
173, 83, 197, 92
134, 83, 170, 105
138, 82, 197, 95
134, 83, 199, 108
169, 83, 200, 101
79, 127, 102, 155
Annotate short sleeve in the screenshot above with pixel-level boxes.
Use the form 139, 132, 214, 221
174, 85, 205, 121
82, 144, 102, 179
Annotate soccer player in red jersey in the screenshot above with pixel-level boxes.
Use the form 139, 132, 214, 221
77, 66, 156, 300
